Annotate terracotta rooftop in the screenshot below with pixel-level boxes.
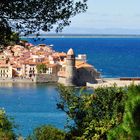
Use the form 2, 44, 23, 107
58, 52, 67, 57
75, 61, 93, 68
0, 64, 9, 68
13, 65, 22, 68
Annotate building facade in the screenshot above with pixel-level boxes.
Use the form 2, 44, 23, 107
0, 65, 12, 78
58, 48, 100, 86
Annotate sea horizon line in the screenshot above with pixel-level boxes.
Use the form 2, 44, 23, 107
20, 34, 140, 38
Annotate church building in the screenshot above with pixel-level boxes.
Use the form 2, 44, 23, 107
58, 48, 100, 86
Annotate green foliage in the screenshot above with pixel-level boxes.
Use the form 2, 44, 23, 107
0, 18, 19, 47
36, 64, 47, 74
0, 25, 19, 49
26, 125, 66, 140
0, 0, 88, 37
0, 108, 16, 140
57, 84, 127, 140
107, 84, 140, 140
0, 0, 88, 48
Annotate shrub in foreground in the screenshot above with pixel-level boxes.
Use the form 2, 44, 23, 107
57, 84, 127, 140
27, 125, 66, 140
0, 108, 16, 140
107, 84, 140, 140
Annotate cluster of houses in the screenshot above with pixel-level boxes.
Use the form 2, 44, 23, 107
0, 42, 100, 86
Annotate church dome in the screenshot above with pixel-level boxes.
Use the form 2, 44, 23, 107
67, 48, 74, 55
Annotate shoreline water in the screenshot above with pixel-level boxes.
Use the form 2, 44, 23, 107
0, 78, 35, 83
0, 77, 140, 88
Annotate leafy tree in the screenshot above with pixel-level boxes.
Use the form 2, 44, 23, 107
36, 63, 47, 73
26, 125, 66, 140
107, 84, 140, 140
0, 108, 16, 140
0, 23, 19, 47
57, 84, 127, 140
0, 0, 88, 46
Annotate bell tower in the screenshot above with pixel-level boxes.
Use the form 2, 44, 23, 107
65, 48, 77, 86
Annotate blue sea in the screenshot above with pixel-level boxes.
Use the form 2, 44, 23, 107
27, 37, 140, 78
0, 83, 67, 137
0, 38, 140, 137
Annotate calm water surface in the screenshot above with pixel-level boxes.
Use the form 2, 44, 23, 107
0, 83, 66, 136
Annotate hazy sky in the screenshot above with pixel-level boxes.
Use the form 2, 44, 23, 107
62, 0, 140, 34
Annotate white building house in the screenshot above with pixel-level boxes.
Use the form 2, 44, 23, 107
0, 65, 12, 78
76, 54, 87, 62
22, 62, 37, 78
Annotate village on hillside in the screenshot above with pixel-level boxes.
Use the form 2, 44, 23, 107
0, 40, 100, 86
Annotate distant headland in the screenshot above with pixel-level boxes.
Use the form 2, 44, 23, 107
20, 34, 140, 38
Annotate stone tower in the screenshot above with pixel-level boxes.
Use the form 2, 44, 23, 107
65, 48, 77, 86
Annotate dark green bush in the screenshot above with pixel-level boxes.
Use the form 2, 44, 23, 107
57, 84, 127, 140
27, 125, 66, 140
0, 109, 16, 140
108, 84, 140, 140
